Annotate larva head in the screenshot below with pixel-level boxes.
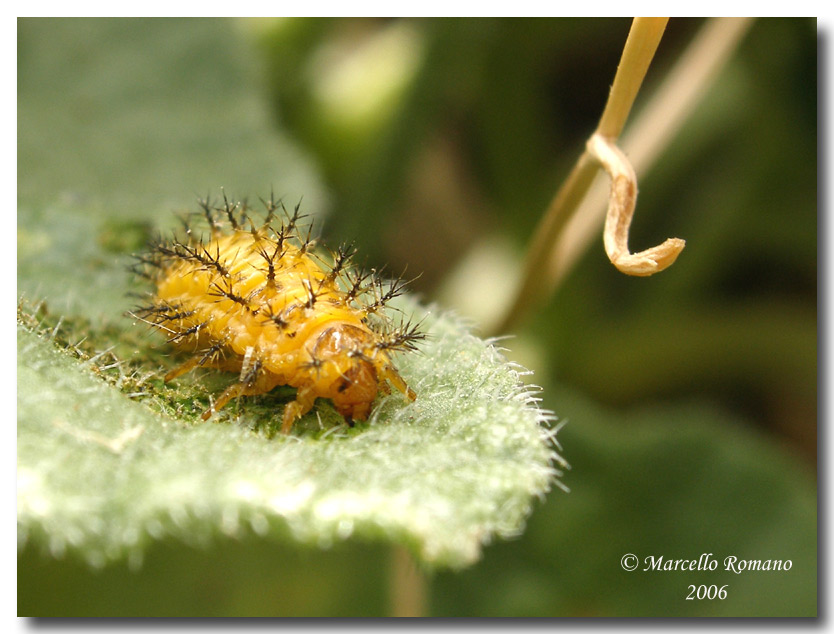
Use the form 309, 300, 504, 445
308, 323, 385, 421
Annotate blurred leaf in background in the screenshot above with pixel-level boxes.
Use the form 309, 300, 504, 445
18, 17, 816, 616
250, 17, 816, 459
248, 16, 817, 616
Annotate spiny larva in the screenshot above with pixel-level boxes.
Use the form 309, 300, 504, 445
129, 192, 423, 434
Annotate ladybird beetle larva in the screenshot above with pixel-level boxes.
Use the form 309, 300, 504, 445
129, 192, 423, 434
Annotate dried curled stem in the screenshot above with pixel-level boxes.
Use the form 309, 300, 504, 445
493, 18, 753, 334
587, 133, 685, 276
492, 18, 669, 334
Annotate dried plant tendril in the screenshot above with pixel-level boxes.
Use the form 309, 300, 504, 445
129, 193, 423, 434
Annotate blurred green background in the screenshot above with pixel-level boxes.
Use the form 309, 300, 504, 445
18, 17, 816, 616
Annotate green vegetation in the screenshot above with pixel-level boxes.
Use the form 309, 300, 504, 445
18, 18, 815, 616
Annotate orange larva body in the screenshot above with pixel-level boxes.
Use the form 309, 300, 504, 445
132, 196, 420, 433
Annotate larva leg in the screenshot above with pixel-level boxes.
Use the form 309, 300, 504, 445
380, 364, 416, 401
202, 382, 248, 420
165, 355, 205, 382
281, 386, 318, 434
165, 342, 232, 382
201, 368, 280, 420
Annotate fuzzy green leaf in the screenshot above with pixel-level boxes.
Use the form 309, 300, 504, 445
18, 301, 561, 570
17, 16, 561, 574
